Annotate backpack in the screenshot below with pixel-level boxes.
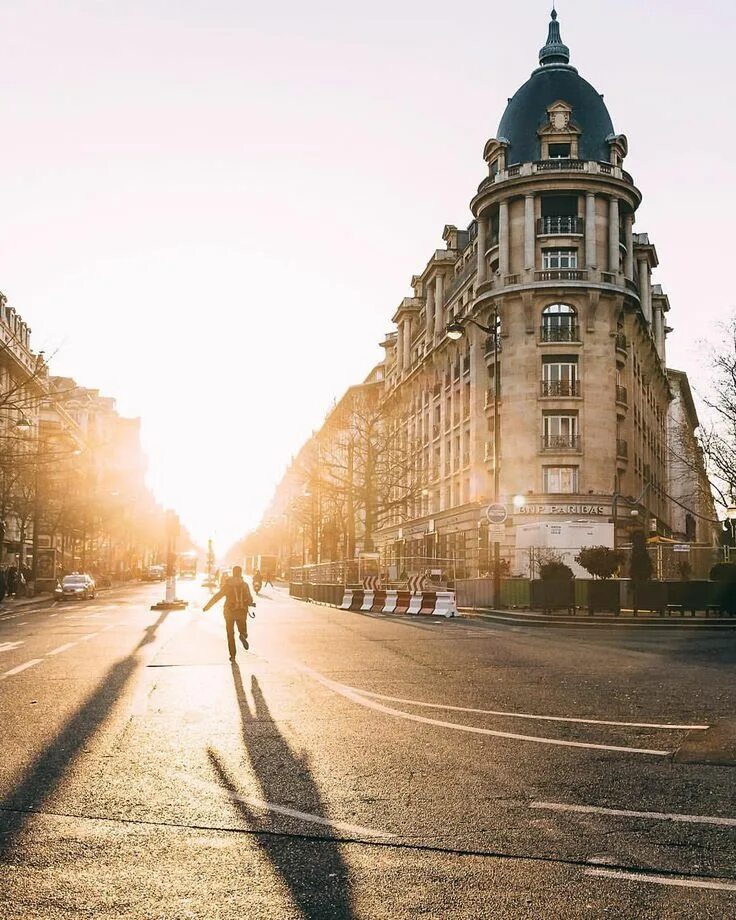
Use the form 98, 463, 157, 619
229, 581, 251, 612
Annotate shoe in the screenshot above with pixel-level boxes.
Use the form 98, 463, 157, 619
241, 638, 249, 650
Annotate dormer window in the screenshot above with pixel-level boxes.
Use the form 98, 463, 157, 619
538, 100, 580, 160
548, 143, 571, 159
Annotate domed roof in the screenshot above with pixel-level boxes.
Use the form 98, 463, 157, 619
497, 10, 615, 166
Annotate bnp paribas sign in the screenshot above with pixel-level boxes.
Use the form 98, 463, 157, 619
517, 503, 609, 516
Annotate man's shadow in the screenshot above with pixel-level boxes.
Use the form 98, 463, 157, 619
208, 669, 356, 919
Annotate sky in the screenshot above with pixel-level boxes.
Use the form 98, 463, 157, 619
0, 0, 732, 552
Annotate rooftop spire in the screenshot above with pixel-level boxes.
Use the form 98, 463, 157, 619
539, 7, 570, 66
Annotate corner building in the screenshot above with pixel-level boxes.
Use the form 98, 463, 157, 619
374, 11, 701, 572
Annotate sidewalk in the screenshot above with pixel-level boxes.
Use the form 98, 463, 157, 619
0, 593, 55, 614
461, 607, 736, 629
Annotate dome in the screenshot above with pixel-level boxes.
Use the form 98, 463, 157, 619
497, 10, 615, 166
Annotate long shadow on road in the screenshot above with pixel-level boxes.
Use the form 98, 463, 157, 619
208, 667, 356, 920
0, 610, 170, 855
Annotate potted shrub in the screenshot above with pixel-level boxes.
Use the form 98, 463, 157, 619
630, 531, 666, 615
710, 563, 736, 615
533, 559, 575, 614
666, 558, 709, 614
575, 545, 624, 614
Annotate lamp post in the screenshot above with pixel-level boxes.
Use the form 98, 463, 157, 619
447, 309, 502, 605
726, 505, 736, 553
611, 481, 653, 545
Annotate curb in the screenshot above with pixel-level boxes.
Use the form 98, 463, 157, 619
460, 608, 736, 629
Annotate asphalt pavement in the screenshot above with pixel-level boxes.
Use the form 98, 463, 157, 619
0, 581, 734, 919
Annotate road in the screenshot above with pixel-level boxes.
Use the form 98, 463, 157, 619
0, 581, 734, 919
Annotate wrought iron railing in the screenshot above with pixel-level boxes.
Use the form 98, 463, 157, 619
615, 332, 628, 351
616, 385, 628, 404
540, 380, 581, 397
541, 434, 581, 451
537, 216, 584, 235
540, 324, 581, 343
617, 439, 629, 457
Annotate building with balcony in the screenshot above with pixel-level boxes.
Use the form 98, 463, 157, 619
371, 9, 709, 569
250, 9, 715, 577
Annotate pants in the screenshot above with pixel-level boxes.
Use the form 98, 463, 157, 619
224, 609, 248, 658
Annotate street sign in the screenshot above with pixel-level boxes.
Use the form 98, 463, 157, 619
673, 544, 691, 553
486, 503, 507, 525
489, 523, 505, 537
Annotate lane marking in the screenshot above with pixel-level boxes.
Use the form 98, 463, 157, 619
178, 770, 394, 840
79, 633, 99, 641
531, 801, 736, 828
585, 867, 736, 892
344, 688, 706, 731
2, 658, 43, 678
0, 641, 24, 653
48, 613, 58, 618
298, 666, 671, 757
47, 642, 78, 656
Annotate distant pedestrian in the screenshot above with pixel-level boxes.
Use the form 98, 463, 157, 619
0, 567, 6, 604
6, 565, 17, 598
264, 571, 274, 588
202, 565, 254, 662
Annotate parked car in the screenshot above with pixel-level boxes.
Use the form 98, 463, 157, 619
142, 565, 166, 582
55, 573, 96, 601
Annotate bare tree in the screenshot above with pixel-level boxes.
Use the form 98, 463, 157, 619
699, 316, 736, 511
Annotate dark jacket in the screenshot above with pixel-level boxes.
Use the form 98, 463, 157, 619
203, 576, 253, 614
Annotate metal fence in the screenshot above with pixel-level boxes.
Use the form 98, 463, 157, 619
290, 545, 732, 588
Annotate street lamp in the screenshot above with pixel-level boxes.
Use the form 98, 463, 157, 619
726, 505, 736, 549
446, 309, 502, 606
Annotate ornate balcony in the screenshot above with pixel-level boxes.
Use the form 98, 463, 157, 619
540, 380, 581, 398
537, 216, 584, 235
616, 385, 628, 405
541, 434, 581, 451
535, 269, 588, 282
615, 332, 627, 352
617, 439, 629, 458
534, 158, 586, 172
540, 324, 581, 343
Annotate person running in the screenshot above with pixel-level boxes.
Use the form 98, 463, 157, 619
202, 565, 254, 661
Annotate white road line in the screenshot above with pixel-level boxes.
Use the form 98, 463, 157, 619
179, 770, 394, 839
48, 613, 58, 618
345, 688, 706, 731
531, 801, 736, 828
47, 642, 78, 656
2, 658, 43, 678
79, 633, 99, 641
0, 641, 24, 653
585, 867, 736, 892
298, 666, 671, 756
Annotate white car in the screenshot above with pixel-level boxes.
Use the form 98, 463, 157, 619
55, 573, 96, 601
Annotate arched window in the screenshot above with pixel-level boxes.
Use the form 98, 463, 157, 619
541, 304, 578, 343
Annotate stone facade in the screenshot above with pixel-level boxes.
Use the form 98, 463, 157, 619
372, 11, 709, 571
254, 11, 714, 577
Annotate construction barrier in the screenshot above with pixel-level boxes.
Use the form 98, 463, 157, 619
338, 588, 457, 618
383, 590, 398, 613
370, 591, 387, 613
